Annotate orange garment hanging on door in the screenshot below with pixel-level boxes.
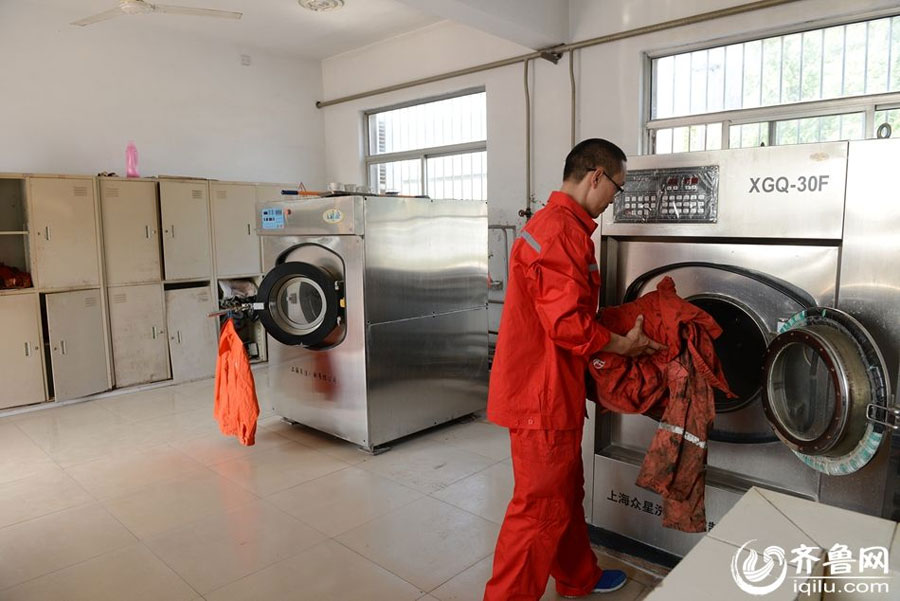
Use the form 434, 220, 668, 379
214, 318, 259, 446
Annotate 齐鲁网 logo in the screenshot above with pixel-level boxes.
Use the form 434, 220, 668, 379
730, 540, 788, 595
730, 540, 891, 596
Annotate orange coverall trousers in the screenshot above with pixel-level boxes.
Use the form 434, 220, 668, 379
483, 428, 603, 600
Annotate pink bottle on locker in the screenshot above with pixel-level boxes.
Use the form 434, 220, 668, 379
125, 141, 139, 178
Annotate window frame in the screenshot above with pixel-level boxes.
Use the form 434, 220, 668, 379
643, 10, 900, 153
363, 87, 487, 197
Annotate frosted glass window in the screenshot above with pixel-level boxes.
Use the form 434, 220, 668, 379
772, 113, 865, 145
651, 15, 900, 119
368, 92, 486, 156
365, 91, 487, 200
653, 123, 723, 153
728, 122, 770, 148
875, 108, 900, 137
649, 14, 900, 154
426, 152, 487, 201
368, 160, 421, 196
781, 34, 802, 103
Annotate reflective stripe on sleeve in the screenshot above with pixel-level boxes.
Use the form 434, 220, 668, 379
519, 231, 541, 253
658, 422, 707, 449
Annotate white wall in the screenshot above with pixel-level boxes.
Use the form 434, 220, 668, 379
0, 2, 325, 186
321, 0, 900, 228
398, 0, 570, 49
321, 21, 531, 225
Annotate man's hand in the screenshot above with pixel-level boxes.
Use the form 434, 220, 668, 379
600, 315, 667, 357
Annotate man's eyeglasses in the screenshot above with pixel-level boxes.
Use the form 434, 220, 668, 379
587, 167, 625, 195
598, 170, 625, 195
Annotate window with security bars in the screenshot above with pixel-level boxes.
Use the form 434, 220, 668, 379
648, 14, 900, 153
365, 90, 487, 200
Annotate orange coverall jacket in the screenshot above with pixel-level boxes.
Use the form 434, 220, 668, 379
487, 191, 612, 430
588, 277, 734, 532
214, 318, 259, 446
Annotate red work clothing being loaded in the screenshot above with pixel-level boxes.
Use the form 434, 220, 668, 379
484, 139, 665, 601
589, 276, 734, 532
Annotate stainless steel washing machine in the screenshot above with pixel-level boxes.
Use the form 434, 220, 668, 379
254, 194, 489, 451
588, 140, 900, 556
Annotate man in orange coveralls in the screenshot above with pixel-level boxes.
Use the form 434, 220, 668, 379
484, 139, 665, 600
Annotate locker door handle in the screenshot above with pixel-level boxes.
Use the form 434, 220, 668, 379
152, 326, 157, 339
247, 223, 251, 235
171, 225, 175, 238
45, 226, 51, 241
60, 340, 67, 355
24, 342, 30, 357
145, 225, 150, 239
177, 330, 182, 344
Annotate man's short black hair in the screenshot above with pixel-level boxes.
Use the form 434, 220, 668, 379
563, 138, 627, 182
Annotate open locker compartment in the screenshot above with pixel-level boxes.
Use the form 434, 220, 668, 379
0, 177, 32, 289
217, 277, 266, 363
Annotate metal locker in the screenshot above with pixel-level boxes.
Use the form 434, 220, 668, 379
45, 289, 108, 400
159, 181, 212, 280
0, 294, 45, 408
29, 177, 100, 289
100, 179, 161, 285
108, 283, 170, 387
165, 286, 218, 382
211, 183, 261, 277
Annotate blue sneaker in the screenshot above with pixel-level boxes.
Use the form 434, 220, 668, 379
561, 569, 628, 597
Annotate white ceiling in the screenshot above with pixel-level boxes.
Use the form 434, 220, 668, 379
399, 0, 570, 50
30, 0, 444, 59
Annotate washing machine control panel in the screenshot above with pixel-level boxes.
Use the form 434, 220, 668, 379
261, 207, 286, 230
613, 165, 719, 223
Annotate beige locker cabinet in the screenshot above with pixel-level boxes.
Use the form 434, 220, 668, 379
108, 284, 170, 387
29, 177, 100, 289
211, 183, 261, 277
159, 180, 212, 281
45, 289, 109, 400
0, 293, 45, 409
100, 179, 161, 285
165, 286, 218, 382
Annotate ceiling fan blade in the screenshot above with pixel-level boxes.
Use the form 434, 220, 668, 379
71, 7, 125, 26
151, 5, 242, 19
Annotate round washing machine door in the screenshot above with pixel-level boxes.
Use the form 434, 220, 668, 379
256, 261, 345, 348
761, 307, 891, 474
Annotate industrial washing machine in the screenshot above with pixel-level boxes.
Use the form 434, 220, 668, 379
588, 140, 900, 557
254, 193, 489, 451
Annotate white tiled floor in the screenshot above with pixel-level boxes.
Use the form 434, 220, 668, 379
0, 371, 662, 600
